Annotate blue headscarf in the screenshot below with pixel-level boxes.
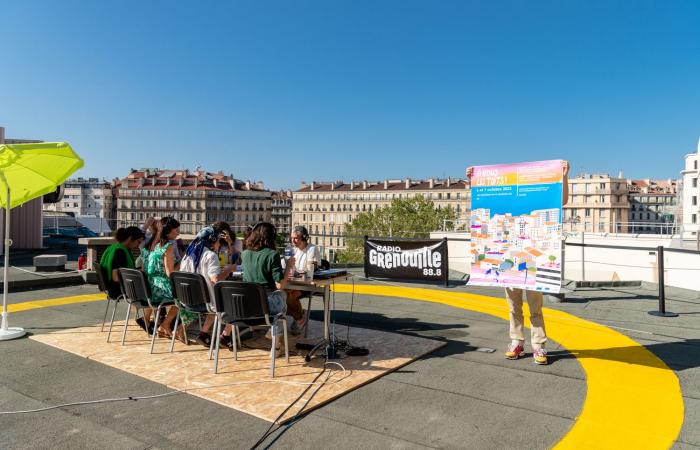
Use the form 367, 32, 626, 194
185, 226, 216, 270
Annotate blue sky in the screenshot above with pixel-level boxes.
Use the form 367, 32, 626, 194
1, 1, 699, 189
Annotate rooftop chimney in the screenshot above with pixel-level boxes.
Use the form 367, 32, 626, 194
362, 180, 367, 189
310, 182, 315, 191
384, 180, 388, 189
405, 178, 411, 189
447, 176, 451, 187
429, 178, 434, 189
350, 181, 355, 190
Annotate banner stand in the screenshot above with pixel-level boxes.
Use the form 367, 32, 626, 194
363, 235, 369, 279
443, 237, 449, 287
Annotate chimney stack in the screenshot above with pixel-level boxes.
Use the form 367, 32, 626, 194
362, 180, 367, 189
405, 178, 410, 189
351, 181, 355, 190
384, 180, 388, 189
429, 178, 434, 189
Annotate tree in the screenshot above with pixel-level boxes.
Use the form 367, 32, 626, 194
336, 195, 457, 263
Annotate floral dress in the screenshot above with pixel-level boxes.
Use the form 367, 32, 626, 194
145, 242, 195, 325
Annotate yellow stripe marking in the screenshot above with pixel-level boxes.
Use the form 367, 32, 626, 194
332, 284, 684, 450
0, 293, 106, 313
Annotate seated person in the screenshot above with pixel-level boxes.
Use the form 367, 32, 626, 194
241, 222, 298, 347
284, 225, 319, 333
99, 226, 146, 330
291, 225, 321, 275
180, 222, 236, 347
100, 226, 144, 298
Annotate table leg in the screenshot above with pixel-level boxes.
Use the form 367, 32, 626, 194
323, 284, 330, 340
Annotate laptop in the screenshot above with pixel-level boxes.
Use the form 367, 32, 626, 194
313, 268, 348, 279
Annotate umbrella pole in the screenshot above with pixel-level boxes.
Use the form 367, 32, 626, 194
0, 184, 25, 340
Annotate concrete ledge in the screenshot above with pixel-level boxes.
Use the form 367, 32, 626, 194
0, 274, 85, 292
34, 254, 67, 272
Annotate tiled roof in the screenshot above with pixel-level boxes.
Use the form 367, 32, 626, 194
295, 179, 468, 193
120, 168, 268, 192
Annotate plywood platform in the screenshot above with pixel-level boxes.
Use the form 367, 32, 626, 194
31, 320, 444, 423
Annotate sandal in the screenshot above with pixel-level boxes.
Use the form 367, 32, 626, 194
157, 326, 173, 339
175, 327, 189, 345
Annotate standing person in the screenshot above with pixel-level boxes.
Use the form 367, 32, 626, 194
284, 225, 319, 333
145, 216, 183, 341
466, 160, 569, 365
241, 222, 296, 349
180, 222, 236, 347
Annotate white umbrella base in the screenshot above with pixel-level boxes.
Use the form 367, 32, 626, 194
0, 327, 26, 341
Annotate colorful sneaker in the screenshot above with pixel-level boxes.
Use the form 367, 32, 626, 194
505, 342, 525, 360
533, 347, 548, 365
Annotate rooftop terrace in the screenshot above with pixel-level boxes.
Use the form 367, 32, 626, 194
0, 269, 698, 449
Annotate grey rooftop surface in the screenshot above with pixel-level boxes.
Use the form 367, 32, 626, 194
0, 272, 698, 449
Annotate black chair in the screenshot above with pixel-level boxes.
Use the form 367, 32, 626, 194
94, 262, 123, 342
169, 271, 217, 355
213, 281, 289, 377
118, 268, 175, 353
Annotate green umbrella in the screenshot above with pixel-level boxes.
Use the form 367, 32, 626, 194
0, 142, 84, 341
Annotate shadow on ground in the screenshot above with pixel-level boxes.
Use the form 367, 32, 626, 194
549, 338, 700, 370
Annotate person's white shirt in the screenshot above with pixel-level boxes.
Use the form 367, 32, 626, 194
293, 244, 320, 273
180, 248, 221, 301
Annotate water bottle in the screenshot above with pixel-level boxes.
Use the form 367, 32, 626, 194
284, 243, 294, 261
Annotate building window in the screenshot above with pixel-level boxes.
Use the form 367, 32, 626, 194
585, 209, 591, 217
694, 178, 698, 188
693, 196, 697, 206
693, 214, 697, 224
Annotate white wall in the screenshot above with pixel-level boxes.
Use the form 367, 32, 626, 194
430, 231, 471, 274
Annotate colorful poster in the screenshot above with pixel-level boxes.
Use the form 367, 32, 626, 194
468, 160, 563, 293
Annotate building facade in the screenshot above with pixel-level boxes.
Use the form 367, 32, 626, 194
0, 126, 44, 251
681, 139, 700, 239
43, 178, 115, 220
271, 190, 292, 235
291, 178, 470, 259
116, 168, 271, 235
563, 174, 630, 233
627, 179, 680, 234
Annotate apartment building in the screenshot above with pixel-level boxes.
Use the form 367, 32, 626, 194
681, 139, 700, 239
271, 190, 292, 234
563, 174, 630, 233
43, 178, 115, 220
116, 168, 271, 235
627, 179, 680, 234
291, 178, 470, 258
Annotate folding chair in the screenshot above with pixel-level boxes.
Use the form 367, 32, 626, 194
213, 281, 289, 377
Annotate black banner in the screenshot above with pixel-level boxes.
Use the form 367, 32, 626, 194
364, 237, 449, 285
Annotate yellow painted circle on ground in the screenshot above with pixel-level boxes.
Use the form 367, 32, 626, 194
333, 284, 684, 450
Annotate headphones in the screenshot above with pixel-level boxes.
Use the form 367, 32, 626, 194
252, 222, 277, 235
292, 225, 309, 242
